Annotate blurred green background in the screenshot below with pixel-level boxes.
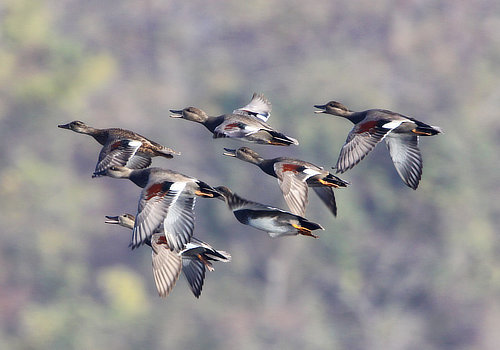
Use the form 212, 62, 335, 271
1, 0, 499, 349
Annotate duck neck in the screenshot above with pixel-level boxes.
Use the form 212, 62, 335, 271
343, 111, 366, 124
258, 159, 276, 177
128, 169, 150, 188
223, 191, 253, 211
203, 116, 224, 132
86, 128, 108, 145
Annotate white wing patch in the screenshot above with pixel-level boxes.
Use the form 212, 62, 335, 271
382, 120, 404, 129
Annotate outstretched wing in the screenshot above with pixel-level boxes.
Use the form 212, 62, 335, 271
151, 234, 182, 297
336, 120, 401, 173
385, 133, 422, 190
312, 187, 337, 216
181, 256, 206, 298
93, 139, 142, 177
233, 93, 272, 122
274, 162, 314, 217
131, 182, 195, 250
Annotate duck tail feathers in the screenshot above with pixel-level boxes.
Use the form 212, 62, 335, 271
268, 131, 299, 146
196, 181, 222, 198
298, 217, 324, 231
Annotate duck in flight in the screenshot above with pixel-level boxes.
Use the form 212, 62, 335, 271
223, 147, 349, 217
314, 101, 442, 189
58, 121, 179, 177
169, 93, 298, 146
104, 166, 221, 251
215, 186, 324, 238
105, 213, 230, 298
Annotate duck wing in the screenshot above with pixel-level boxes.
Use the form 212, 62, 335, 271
131, 182, 195, 251
150, 234, 182, 297
336, 119, 402, 173
93, 139, 142, 177
312, 187, 338, 216
212, 117, 264, 139
125, 154, 153, 169
181, 255, 206, 298
274, 162, 314, 217
385, 133, 422, 190
233, 93, 272, 122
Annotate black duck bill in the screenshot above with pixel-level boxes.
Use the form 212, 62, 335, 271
169, 109, 184, 118
223, 148, 237, 157
313, 104, 327, 113
57, 122, 72, 129
104, 215, 120, 224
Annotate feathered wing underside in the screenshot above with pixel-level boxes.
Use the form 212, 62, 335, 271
163, 194, 196, 252
93, 139, 142, 176
125, 154, 152, 169
385, 134, 423, 190
312, 187, 338, 216
274, 163, 310, 217
336, 121, 394, 173
131, 182, 194, 250
233, 93, 272, 122
151, 234, 182, 297
182, 257, 206, 298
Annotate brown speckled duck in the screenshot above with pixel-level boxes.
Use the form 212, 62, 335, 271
314, 101, 442, 189
58, 121, 179, 177
215, 186, 324, 238
105, 166, 221, 251
169, 93, 298, 146
223, 147, 349, 217
105, 213, 230, 298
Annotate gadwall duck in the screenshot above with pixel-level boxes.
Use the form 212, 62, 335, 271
215, 186, 324, 238
223, 147, 349, 217
105, 166, 221, 251
105, 214, 230, 298
314, 101, 442, 189
170, 93, 298, 146
58, 121, 179, 177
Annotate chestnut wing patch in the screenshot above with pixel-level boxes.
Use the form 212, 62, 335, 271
335, 120, 393, 173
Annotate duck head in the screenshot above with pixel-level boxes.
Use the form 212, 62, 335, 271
169, 107, 209, 123
223, 147, 264, 164
58, 120, 92, 133
105, 213, 135, 230
105, 165, 134, 179
213, 186, 233, 202
314, 101, 352, 117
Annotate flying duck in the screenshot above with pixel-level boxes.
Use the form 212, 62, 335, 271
215, 186, 324, 238
223, 147, 349, 216
58, 121, 179, 177
104, 166, 221, 251
169, 93, 298, 146
105, 213, 230, 298
314, 101, 442, 189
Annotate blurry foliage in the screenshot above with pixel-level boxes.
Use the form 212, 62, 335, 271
0, 0, 499, 349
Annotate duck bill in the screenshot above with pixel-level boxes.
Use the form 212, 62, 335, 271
169, 109, 184, 118
313, 104, 327, 114
223, 148, 237, 157
58, 122, 71, 129
104, 216, 120, 224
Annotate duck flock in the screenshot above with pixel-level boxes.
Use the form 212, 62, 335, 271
58, 93, 442, 299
